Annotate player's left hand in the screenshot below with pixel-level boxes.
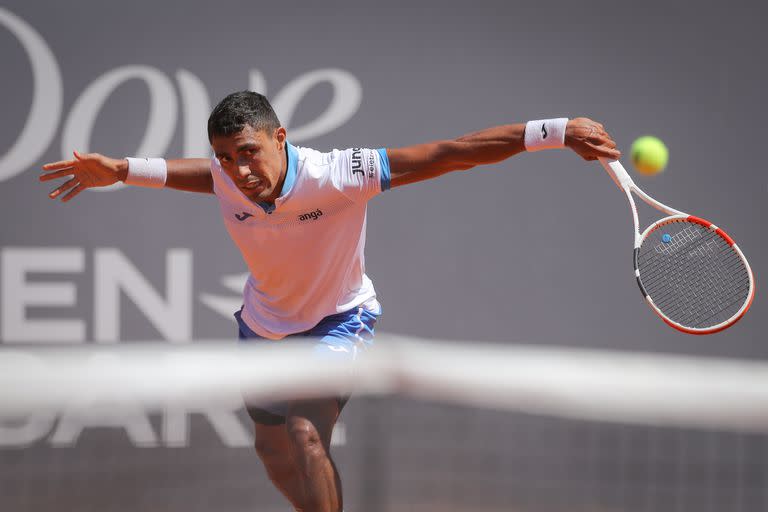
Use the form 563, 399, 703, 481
39, 151, 127, 202
565, 118, 621, 161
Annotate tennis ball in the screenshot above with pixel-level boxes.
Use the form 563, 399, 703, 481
630, 136, 669, 176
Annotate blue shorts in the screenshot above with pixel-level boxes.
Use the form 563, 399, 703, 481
235, 306, 379, 425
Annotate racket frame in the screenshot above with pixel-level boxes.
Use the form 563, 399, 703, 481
598, 158, 755, 334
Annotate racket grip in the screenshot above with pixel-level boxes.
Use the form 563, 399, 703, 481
598, 158, 634, 191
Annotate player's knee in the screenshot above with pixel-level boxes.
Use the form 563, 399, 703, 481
286, 417, 326, 458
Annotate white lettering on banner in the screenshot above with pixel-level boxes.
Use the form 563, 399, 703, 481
0, 8, 63, 182
163, 404, 251, 447
0, 352, 57, 446
0, 7, 363, 183
94, 249, 192, 343
176, 69, 211, 159
45, 353, 250, 447
249, 69, 267, 95
62, 66, 178, 168
0, 247, 193, 343
51, 405, 252, 448
0, 351, 251, 448
0, 347, 347, 448
0, 247, 352, 449
42, 351, 158, 446
1, 248, 85, 342
271, 68, 363, 142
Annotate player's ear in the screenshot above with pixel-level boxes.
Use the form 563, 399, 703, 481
275, 127, 287, 149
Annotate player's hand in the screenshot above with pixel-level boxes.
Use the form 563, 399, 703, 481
40, 151, 128, 202
564, 118, 621, 161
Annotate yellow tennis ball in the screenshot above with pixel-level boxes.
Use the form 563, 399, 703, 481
630, 136, 669, 176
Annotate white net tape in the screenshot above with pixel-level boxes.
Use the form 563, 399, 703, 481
3, 335, 768, 432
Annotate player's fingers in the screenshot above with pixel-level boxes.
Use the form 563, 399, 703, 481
49, 177, 78, 199
598, 145, 621, 158
584, 140, 621, 159
41, 159, 76, 171
61, 183, 86, 203
74, 150, 102, 162
587, 133, 619, 151
39, 168, 76, 182
588, 139, 617, 153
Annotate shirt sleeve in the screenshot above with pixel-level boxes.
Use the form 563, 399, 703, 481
329, 147, 391, 202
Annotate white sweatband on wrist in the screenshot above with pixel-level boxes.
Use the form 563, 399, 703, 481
524, 118, 568, 152
124, 157, 167, 188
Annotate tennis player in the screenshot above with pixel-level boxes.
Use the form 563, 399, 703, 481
40, 91, 619, 512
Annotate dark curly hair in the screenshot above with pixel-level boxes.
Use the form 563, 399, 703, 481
207, 91, 281, 142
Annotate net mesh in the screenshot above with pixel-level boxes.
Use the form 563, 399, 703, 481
638, 220, 751, 329
380, 400, 768, 512
2, 339, 768, 512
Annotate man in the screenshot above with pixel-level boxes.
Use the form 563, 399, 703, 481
40, 91, 620, 512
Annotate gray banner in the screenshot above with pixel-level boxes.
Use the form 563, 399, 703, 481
1, 1, 766, 511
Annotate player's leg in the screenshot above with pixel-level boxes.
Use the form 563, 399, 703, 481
237, 312, 307, 510
285, 398, 343, 512
237, 304, 379, 511
253, 420, 306, 510
279, 304, 376, 512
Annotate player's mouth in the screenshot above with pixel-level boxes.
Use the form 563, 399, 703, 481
240, 179, 265, 194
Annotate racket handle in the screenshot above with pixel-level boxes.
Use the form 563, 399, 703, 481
598, 158, 635, 191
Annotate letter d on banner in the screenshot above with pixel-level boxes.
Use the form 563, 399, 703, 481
0, 8, 63, 181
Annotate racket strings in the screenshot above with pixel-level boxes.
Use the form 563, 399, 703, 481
641, 249, 744, 292
679, 286, 750, 328
641, 241, 746, 308
657, 276, 750, 328
642, 240, 748, 301
640, 227, 731, 277
646, 261, 749, 306
642, 249, 747, 299
640, 225, 731, 281
645, 253, 749, 328
650, 276, 746, 328
637, 222, 750, 329
642, 252, 749, 327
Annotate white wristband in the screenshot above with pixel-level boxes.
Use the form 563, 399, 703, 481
524, 118, 568, 152
125, 157, 167, 188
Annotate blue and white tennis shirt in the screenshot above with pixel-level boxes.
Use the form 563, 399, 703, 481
210, 143, 391, 340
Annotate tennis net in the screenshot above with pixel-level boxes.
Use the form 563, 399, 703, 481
2, 336, 767, 512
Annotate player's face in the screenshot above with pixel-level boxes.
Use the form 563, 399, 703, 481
212, 125, 288, 204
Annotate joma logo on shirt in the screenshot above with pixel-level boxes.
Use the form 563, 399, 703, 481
298, 209, 324, 221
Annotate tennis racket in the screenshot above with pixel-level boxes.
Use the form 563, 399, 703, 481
598, 158, 754, 334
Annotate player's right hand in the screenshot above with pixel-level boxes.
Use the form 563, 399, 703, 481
564, 118, 621, 161
40, 151, 127, 202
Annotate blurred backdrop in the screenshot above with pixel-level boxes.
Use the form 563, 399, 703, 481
1, 1, 766, 511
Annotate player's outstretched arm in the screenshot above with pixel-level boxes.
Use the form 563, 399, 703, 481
386, 117, 620, 188
40, 152, 213, 202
